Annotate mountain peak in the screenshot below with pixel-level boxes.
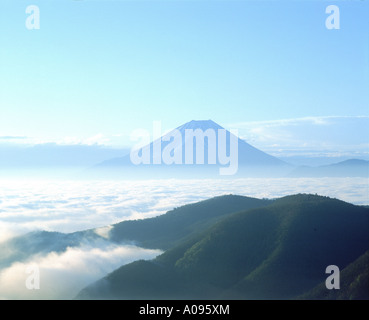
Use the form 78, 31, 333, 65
94, 119, 289, 176
176, 120, 224, 131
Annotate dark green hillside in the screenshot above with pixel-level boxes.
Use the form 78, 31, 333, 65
77, 194, 369, 300
299, 250, 369, 300
109, 195, 271, 249
77, 259, 190, 300
225, 194, 369, 299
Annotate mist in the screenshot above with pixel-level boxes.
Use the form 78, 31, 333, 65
0, 241, 162, 300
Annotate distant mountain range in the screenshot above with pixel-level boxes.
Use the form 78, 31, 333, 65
0, 120, 367, 178
90, 120, 369, 178
289, 159, 369, 177
0, 144, 128, 168
2, 193, 367, 300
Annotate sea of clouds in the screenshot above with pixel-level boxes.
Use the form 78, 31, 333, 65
0, 177, 367, 299
1, 178, 368, 239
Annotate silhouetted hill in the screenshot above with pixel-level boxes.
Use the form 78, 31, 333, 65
77, 194, 369, 300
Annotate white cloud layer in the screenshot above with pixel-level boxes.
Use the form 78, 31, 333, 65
0, 177, 367, 237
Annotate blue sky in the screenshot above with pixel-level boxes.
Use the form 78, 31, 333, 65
0, 0, 368, 153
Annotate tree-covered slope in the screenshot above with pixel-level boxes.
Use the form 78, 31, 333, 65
299, 250, 369, 300
109, 194, 271, 249
77, 194, 369, 300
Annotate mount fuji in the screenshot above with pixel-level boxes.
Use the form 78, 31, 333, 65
91, 120, 291, 178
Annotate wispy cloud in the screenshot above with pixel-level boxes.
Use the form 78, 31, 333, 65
0, 136, 27, 140
58, 134, 111, 146
2, 116, 368, 156
230, 116, 369, 128
0, 133, 130, 148
228, 116, 369, 156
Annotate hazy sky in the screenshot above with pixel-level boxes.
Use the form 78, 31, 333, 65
0, 0, 368, 150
